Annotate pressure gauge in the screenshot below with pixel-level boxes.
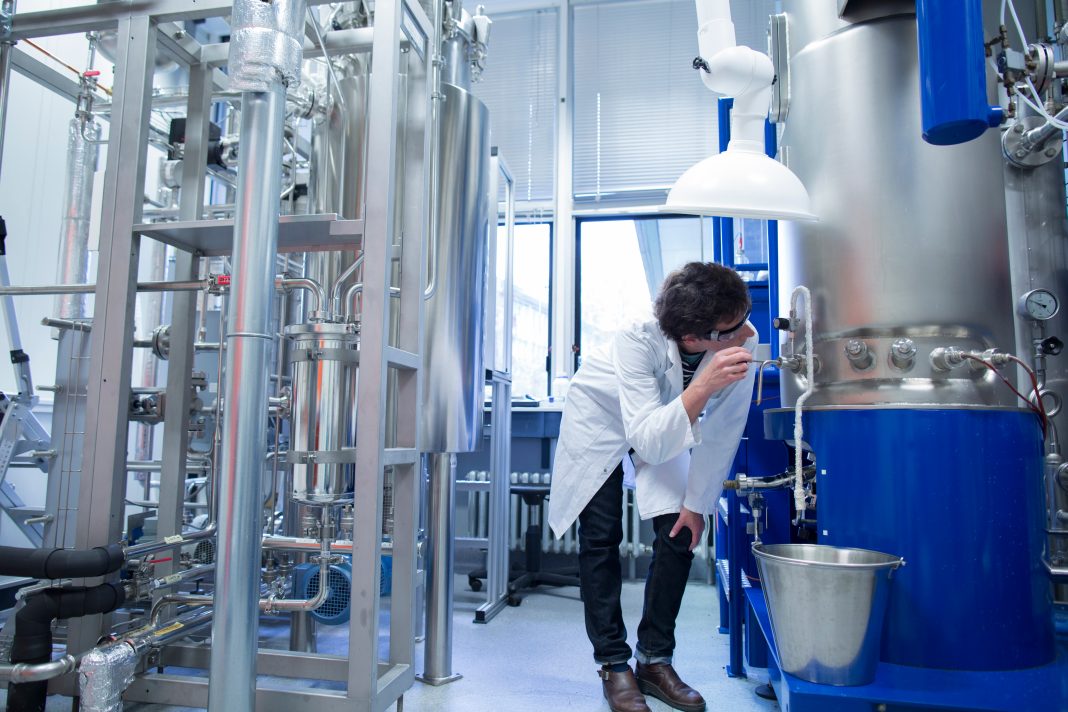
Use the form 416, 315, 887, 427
1018, 289, 1060, 321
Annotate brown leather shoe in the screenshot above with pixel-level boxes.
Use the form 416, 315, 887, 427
634, 662, 706, 712
599, 667, 652, 712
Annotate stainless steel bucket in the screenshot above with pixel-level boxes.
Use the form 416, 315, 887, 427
752, 543, 904, 686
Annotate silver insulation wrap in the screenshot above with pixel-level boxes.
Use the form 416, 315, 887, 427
78, 642, 137, 712
227, 0, 306, 91
54, 117, 99, 320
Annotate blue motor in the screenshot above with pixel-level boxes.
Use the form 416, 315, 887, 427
292, 556, 393, 626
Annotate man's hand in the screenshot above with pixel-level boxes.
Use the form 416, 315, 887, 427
669, 506, 705, 552
694, 347, 752, 393
681, 347, 752, 422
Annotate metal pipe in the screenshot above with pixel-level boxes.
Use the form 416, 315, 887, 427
125, 522, 216, 558
151, 539, 332, 624
0, 279, 208, 296
421, 453, 460, 683
0, 654, 76, 683
148, 563, 215, 592
345, 283, 400, 317
277, 275, 326, 316
330, 252, 364, 314
1044, 556, 1068, 579
210, 5, 298, 690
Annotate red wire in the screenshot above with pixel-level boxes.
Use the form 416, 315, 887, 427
960, 354, 1047, 436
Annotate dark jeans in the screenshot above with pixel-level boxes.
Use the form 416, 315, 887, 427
578, 461, 695, 665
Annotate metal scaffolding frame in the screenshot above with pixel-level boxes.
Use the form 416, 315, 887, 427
6, 0, 433, 708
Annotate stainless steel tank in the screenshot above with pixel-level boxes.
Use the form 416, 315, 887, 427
420, 78, 491, 453
286, 321, 360, 504
777, 1, 1017, 408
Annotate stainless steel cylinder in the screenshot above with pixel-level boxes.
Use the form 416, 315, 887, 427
208, 83, 288, 712
53, 117, 99, 321
420, 79, 491, 452
286, 321, 359, 505
420, 453, 460, 684
777, 2, 1016, 408
0, 39, 12, 182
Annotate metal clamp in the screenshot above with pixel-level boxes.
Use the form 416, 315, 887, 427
287, 448, 359, 465
292, 347, 360, 364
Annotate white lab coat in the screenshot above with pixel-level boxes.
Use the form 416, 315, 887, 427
548, 320, 756, 538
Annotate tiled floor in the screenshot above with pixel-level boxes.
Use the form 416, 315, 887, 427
1, 578, 777, 711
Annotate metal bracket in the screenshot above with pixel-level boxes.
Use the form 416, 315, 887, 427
769, 13, 790, 124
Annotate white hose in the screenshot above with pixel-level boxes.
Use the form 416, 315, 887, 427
790, 286, 814, 522
1000, 0, 1068, 130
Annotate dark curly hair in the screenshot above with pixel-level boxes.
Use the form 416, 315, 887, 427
653, 262, 751, 342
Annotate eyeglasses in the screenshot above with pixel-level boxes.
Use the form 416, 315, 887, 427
702, 306, 752, 342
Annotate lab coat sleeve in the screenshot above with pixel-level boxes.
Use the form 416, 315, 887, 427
613, 329, 698, 466
683, 365, 755, 514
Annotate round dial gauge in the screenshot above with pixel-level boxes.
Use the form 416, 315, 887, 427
1019, 289, 1060, 321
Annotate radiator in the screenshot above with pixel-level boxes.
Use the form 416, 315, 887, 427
463, 470, 710, 568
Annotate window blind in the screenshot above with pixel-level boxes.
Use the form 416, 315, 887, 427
472, 9, 558, 203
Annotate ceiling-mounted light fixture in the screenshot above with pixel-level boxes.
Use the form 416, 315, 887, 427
665, 0, 816, 222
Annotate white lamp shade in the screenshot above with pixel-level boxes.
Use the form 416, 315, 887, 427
665, 147, 817, 222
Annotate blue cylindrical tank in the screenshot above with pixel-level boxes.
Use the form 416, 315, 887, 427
916, 0, 1003, 145
768, 407, 1054, 671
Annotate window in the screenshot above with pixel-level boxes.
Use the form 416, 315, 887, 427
510, 222, 552, 399
576, 216, 712, 365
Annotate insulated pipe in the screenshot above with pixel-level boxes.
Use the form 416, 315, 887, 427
212, 0, 305, 703
54, 115, 100, 321
7, 584, 125, 712
421, 454, 460, 684
79, 608, 214, 712
0, 544, 124, 579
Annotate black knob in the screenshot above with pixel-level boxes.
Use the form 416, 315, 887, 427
1040, 336, 1064, 356
772, 317, 792, 331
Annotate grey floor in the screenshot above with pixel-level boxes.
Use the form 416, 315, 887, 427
1, 578, 777, 712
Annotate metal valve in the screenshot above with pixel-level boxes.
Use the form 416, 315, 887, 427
755, 355, 805, 405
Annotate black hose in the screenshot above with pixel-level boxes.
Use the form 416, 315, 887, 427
7, 583, 126, 712
0, 544, 125, 579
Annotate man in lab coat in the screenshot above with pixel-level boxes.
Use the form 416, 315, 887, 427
549, 262, 756, 712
